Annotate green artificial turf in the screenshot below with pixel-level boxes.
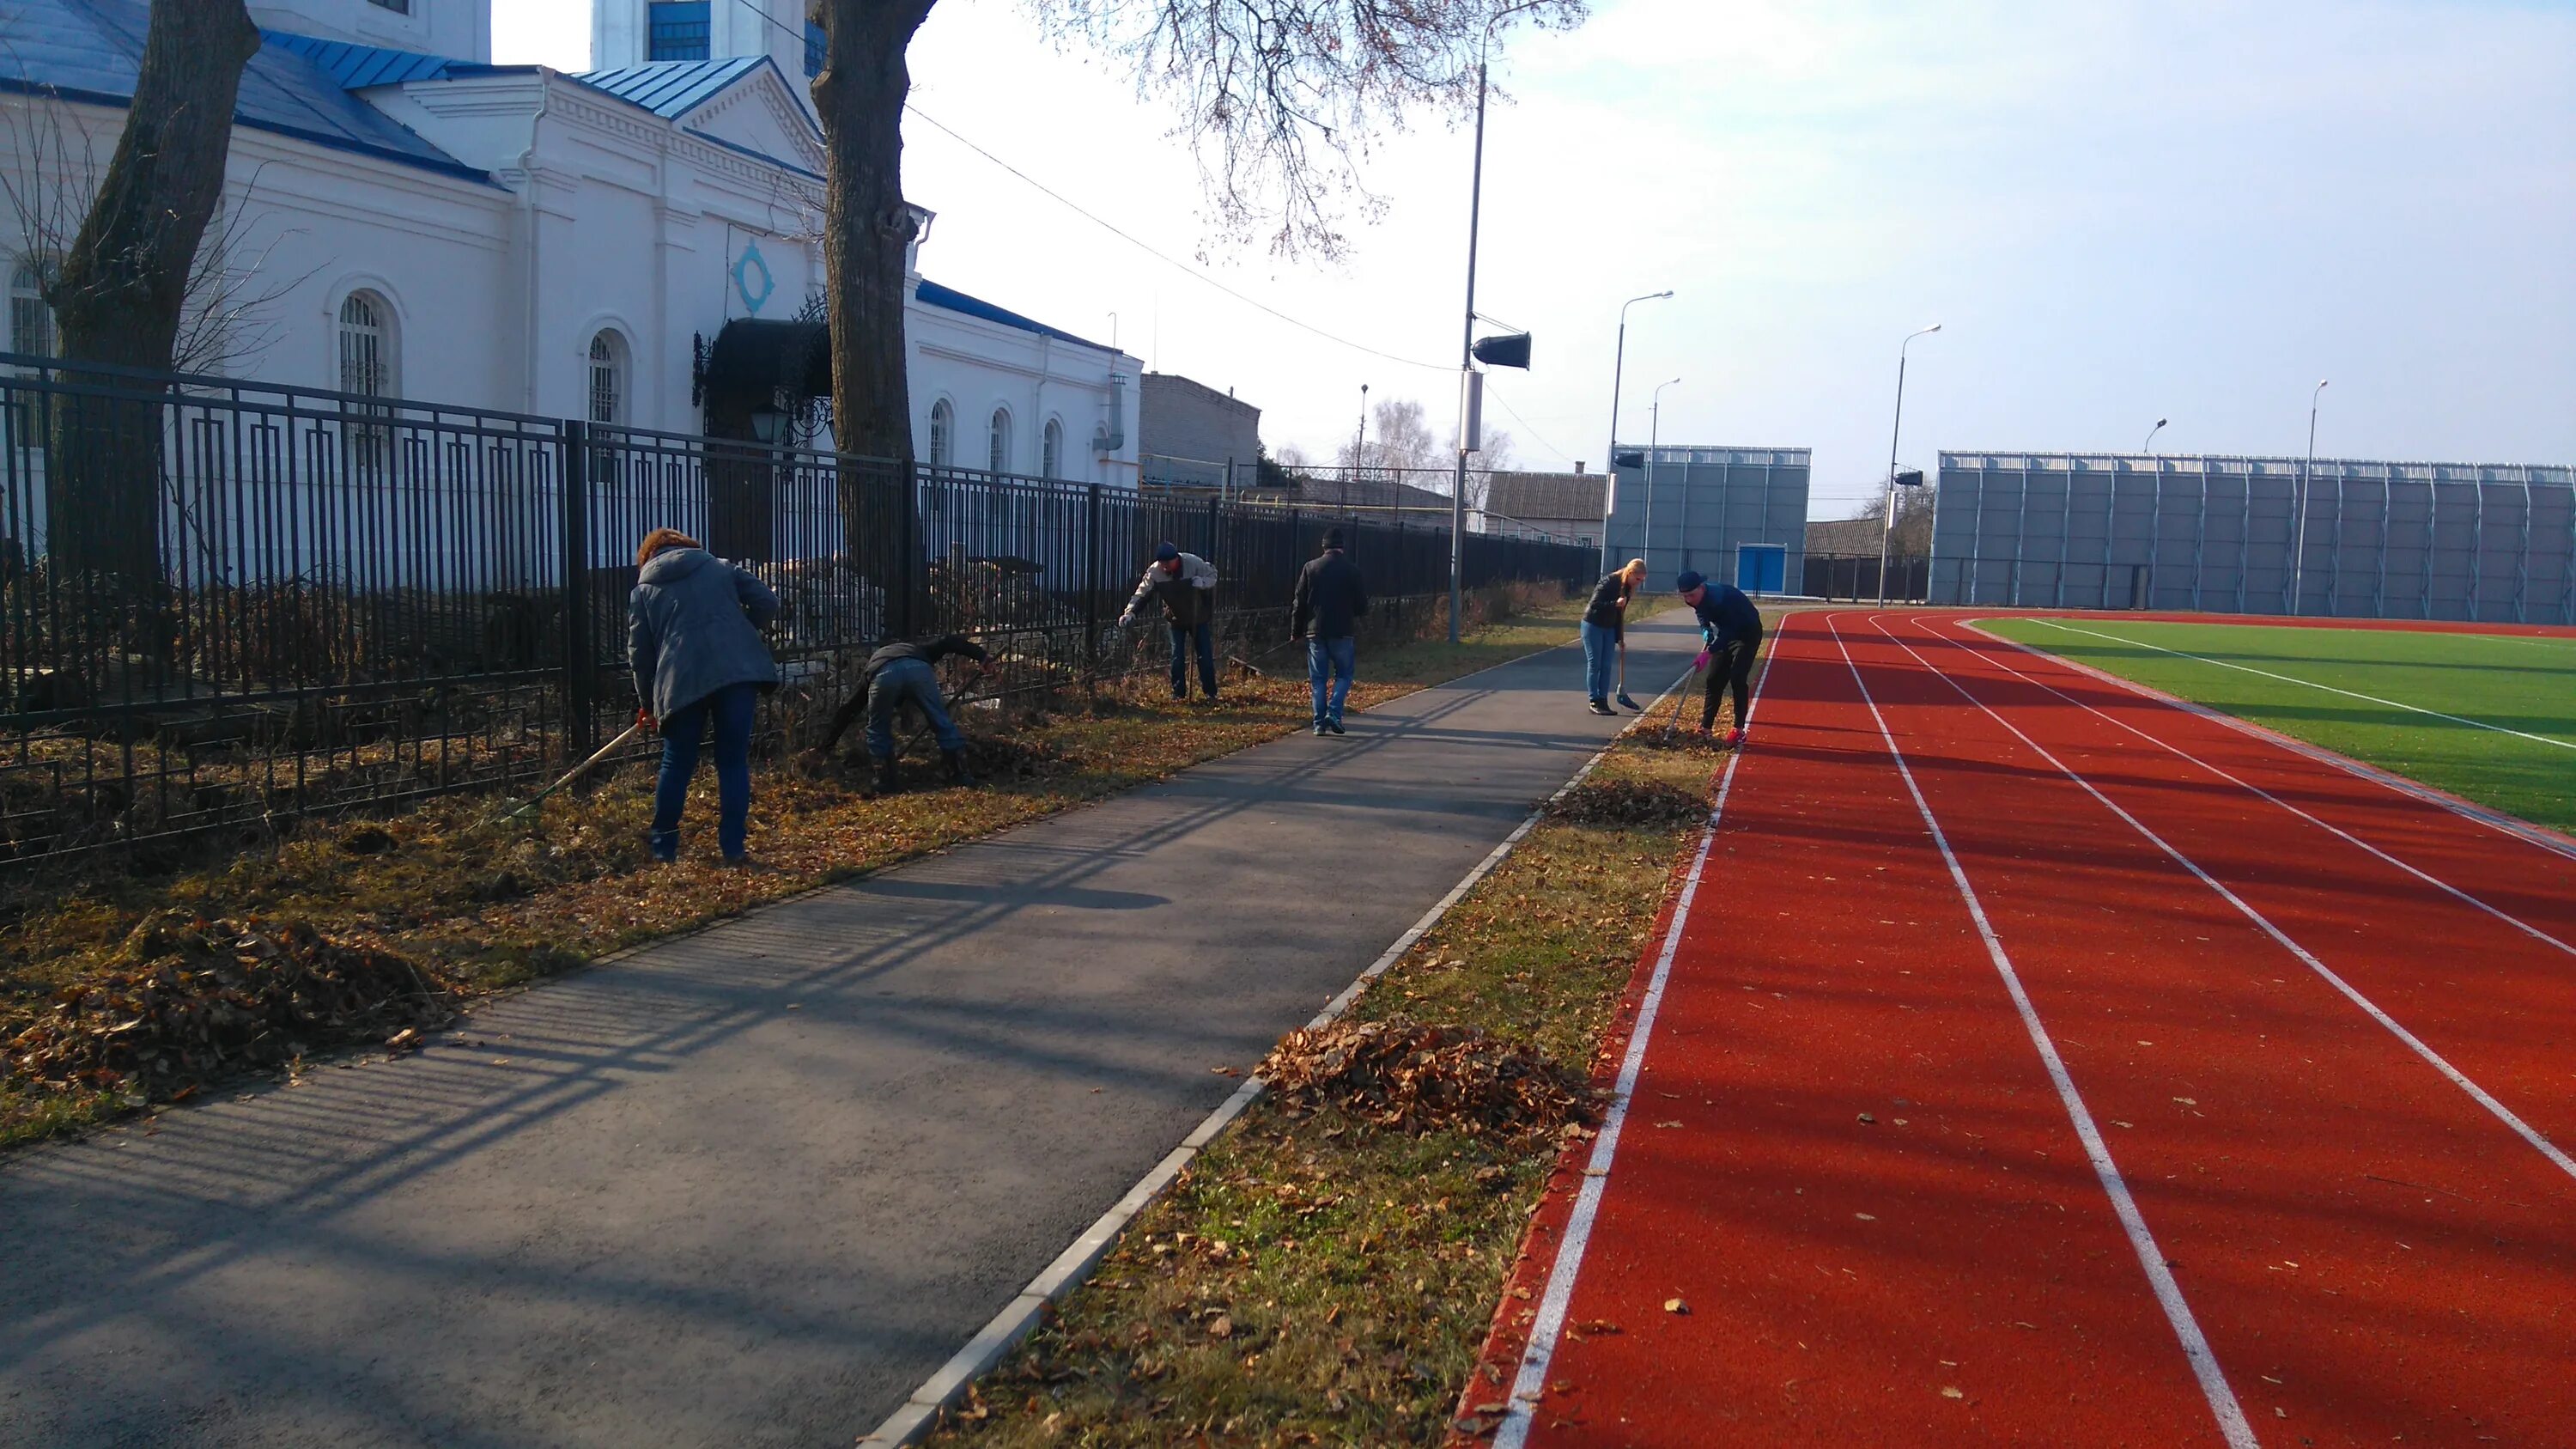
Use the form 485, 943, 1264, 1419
1978, 618, 2576, 832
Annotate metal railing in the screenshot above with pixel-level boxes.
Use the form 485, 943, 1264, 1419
0, 355, 1595, 861
1801, 552, 1930, 603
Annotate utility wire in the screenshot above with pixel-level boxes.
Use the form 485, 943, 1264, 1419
1479, 378, 1577, 467
902, 104, 1451, 373
735, 0, 1454, 373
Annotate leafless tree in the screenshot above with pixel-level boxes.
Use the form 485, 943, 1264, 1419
1856, 484, 1935, 557
806, 0, 1588, 540
1335, 395, 1438, 475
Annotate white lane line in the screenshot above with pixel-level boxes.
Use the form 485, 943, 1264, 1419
1940, 622, 2575, 959
1826, 614, 2259, 1449
1873, 615, 2576, 1184
1492, 620, 1785, 1449
1965, 620, 2576, 867
2025, 617, 2576, 752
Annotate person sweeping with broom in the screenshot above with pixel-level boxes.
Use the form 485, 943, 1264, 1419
1580, 557, 1647, 715
1675, 569, 1763, 746
629, 528, 781, 865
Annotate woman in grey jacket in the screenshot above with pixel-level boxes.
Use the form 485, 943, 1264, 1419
628, 528, 781, 862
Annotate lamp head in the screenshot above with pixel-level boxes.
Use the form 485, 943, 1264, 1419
2156, 417, 2169, 428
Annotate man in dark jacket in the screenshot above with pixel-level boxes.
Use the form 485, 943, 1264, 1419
1676, 569, 1764, 746
816, 634, 991, 794
1291, 528, 1369, 736
1119, 541, 1220, 701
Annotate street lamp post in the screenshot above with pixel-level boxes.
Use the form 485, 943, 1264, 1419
2143, 417, 2168, 454
1878, 323, 1943, 606
2291, 380, 2327, 615
1601, 289, 1674, 571
1351, 383, 1369, 508
1647, 377, 1680, 575
1449, 0, 1550, 643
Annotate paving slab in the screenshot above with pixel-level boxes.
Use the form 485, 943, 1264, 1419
0, 613, 1704, 1449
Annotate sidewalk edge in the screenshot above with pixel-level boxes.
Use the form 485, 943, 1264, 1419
854, 666, 1695, 1446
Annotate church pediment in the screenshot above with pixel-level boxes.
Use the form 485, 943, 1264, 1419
574, 57, 823, 177
676, 64, 823, 177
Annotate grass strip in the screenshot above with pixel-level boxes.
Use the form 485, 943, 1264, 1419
1980, 618, 2576, 831
920, 715, 1738, 1446
2, 588, 1584, 1149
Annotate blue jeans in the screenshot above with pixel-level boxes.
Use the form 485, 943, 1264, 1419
865, 657, 964, 760
1169, 619, 1217, 697
652, 680, 758, 861
1580, 620, 1618, 701
1308, 635, 1356, 724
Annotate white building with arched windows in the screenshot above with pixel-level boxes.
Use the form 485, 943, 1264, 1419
0, 0, 1141, 485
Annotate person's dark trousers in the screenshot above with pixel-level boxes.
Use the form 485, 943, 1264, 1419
864, 657, 967, 759
1308, 635, 1357, 726
1580, 619, 1617, 703
1699, 630, 1762, 730
652, 680, 759, 861
1169, 619, 1218, 698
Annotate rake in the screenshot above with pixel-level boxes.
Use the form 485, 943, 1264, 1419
491, 721, 645, 826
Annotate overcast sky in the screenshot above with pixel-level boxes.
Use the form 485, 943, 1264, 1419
498, 0, 2575, 518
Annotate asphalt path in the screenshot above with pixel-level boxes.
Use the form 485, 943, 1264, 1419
0, 611, 1705, 1449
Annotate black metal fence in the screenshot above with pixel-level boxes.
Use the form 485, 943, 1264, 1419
0, 355, 1593, 861
1801, 552, 1929, 603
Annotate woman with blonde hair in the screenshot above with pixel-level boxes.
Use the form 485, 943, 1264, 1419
1580, 557, 1648, 714
628, 528, 781, 863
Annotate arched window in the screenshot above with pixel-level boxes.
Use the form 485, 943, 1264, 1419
9, 258, 55, 358
587, 331, 625, 425
1042, 418, 1064, 480
337, 291, 392, 397
987, 406, 1011, 475
927, 398, 953, 467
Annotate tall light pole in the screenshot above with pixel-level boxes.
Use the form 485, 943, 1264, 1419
1646, 376, 1680, 576
1878, 323, 1942, 606
2291, 379, 2328, 615
1601, 289, 1674, 571
1352, 382, 1369, 501
2143, 417, 2168, 454
1449, 0, 1549, 642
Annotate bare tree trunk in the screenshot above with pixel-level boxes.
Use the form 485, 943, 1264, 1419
46, 0, 261, 601
810, 0, 934, 578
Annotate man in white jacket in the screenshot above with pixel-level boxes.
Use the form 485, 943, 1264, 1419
1119, 540, 1221, 700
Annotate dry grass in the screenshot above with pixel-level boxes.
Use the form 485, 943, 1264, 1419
922, 720, 1727, 1447
0, 586, 1584, 1148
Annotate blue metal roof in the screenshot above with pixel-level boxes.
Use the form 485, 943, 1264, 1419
916, 279, 1116, 354
0, 0, 489, 185
264, 32, 476, 89
573, 58, 769, 119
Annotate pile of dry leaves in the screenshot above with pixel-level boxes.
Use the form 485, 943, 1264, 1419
5, 912, 454, 1103
1545, 776, 1710, 830
1259, 1017, 1597, 1138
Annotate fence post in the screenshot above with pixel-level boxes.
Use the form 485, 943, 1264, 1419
1084, 480, 1103, 682
897, 463, 918, 639
558, 419, 596, 761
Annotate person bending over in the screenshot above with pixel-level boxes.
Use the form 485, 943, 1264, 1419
817, 634, 992, 795
1675, 569, 1763, 746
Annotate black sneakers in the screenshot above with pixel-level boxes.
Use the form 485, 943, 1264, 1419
1588, 699, 1616, 715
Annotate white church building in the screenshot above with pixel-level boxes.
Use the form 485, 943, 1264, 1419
1, 0, 1141, 484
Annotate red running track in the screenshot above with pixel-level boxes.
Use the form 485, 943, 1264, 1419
1477, 610, 2576, 1449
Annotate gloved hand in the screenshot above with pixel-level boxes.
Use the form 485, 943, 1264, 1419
1693, 650, 1710, 672
635, 707, 657, 734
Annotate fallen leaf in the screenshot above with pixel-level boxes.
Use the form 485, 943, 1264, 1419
1663, 1297, 1690, 1315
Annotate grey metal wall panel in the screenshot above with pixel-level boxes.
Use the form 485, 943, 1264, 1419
1934, 453, 2576, 623
1604, 446, 1812, 594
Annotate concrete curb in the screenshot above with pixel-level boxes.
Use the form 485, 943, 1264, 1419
854, 665, 1693, 1446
